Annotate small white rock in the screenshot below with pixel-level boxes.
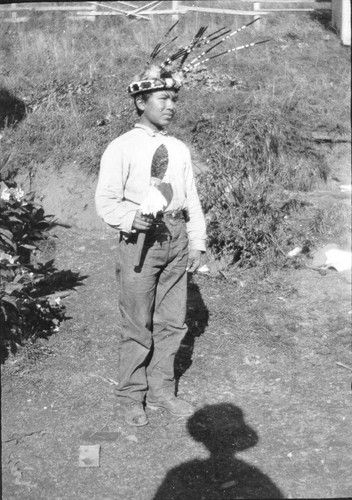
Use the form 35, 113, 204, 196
197, 264, 210, 274
287, 247, 302, 258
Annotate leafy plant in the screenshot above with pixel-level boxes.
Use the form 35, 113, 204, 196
193, 106, 316, 266
0, 178, 83, 361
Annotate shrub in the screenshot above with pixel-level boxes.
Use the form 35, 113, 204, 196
0, 176, 81, 361
192, 100, 325, 265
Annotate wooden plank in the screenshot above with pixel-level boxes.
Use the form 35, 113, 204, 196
89, 1, 151, 20
184, 5, 271, 14
259, 8, 315, 10
67, 15, 96, 22
142, 8, 270, 15
82, 8, 316, 16
241, 0, 330, 2
74, 11, 124, 16
243, 0, 320, 2
126, 1, 162, 15
146, 1, 164, 11
0, 5, 94, 12
248, 0, 331, 5
88, 1, 129, 14
1, 16, 29, 23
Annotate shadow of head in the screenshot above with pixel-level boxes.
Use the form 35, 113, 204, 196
0, 87, 26, 129
187, 403, 258, 455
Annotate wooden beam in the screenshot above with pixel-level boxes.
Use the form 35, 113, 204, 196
242, 0, 320, 2
148, 1, 165, 11
126, 1, 161, 16
258, 8, 315, 10
73, 11, 124, 17
0, 5, 93, 12
181, 5, 271, 14
1, 16, 29, 23
142, 8, 270, 15
243, 0, 330, 2
117, 1, 137, 8
89, 1, 151, 20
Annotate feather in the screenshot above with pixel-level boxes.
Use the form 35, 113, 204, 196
185, 20, 261, 70
158, 182, 173, 206
144, 64, 162, 80
151, 144, 169, 179
207, 39, 271, 62
145, 20, 180, 69
160, 47, 188, 70
140, 186, 168, 216
177, 26, 208, 68
184, 39, 271, 72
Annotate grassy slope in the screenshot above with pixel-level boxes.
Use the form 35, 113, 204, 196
1, 6, 350, 175
1, 6, 350, 266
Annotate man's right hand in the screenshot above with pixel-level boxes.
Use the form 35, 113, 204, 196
132, 211, 154, 231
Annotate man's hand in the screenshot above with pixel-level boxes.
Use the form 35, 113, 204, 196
187, 250, 202, 274
132, 211, 153, 231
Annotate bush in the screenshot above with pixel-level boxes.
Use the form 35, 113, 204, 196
0, 176, 81, 361
192, 101, 325, 265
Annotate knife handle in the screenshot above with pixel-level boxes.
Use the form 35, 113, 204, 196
134, 231, 147, 268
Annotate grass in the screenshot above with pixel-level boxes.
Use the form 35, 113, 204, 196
0, 4, 350, 264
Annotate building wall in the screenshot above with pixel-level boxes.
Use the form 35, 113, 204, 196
332, 0, 351, 45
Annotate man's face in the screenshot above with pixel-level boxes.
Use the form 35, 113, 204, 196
138, 90, 178, 130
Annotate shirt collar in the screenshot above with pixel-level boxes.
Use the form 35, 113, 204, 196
134, 123, 168, 137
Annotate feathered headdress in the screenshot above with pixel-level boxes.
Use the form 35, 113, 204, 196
128, 19, 269, 96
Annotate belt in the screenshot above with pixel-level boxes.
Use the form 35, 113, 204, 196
163, 210, 185, 220
151, 210, 187, 228
153, 209, 188, 222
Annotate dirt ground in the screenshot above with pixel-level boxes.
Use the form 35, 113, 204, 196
1, 144, 351, 499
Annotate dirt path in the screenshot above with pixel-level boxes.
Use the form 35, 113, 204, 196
1, 145, 351, 499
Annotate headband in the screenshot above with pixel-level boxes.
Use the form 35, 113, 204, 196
128, 77, 182, 96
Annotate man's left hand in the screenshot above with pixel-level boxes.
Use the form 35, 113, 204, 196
187, 250, 202, 274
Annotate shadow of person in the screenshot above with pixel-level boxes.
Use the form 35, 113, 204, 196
153, 403, 284, 500
174, 274, 209, 393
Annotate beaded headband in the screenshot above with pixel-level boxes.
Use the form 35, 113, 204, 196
128, 19, 269, 96
128, 76, 182, 96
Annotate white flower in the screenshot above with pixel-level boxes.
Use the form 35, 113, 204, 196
55, 297, 61, 305
140, 186, 167, 217
1, 187, 11, 201
13, 187, 24, 202
0, 252, 15, 264
0, 186, 25, 202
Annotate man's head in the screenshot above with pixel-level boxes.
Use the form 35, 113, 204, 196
134, 89, 178, 131
128, 66, 181, 129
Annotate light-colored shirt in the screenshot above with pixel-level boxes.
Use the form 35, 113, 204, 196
95, 124, 206, 252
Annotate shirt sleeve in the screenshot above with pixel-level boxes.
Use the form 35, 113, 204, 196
184, 147, 207, 252
95, 141, 137, 233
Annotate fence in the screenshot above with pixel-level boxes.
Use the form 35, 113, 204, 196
2, 0, 348, 45
0, 1, 332, 22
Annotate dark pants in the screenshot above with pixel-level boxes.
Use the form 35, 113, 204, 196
115, 218, 188, 404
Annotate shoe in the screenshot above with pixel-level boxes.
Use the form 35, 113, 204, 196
123, 402, 148, 427
147, 397, 195, 417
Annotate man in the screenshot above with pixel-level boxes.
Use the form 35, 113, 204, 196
95, 66, 206, 426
